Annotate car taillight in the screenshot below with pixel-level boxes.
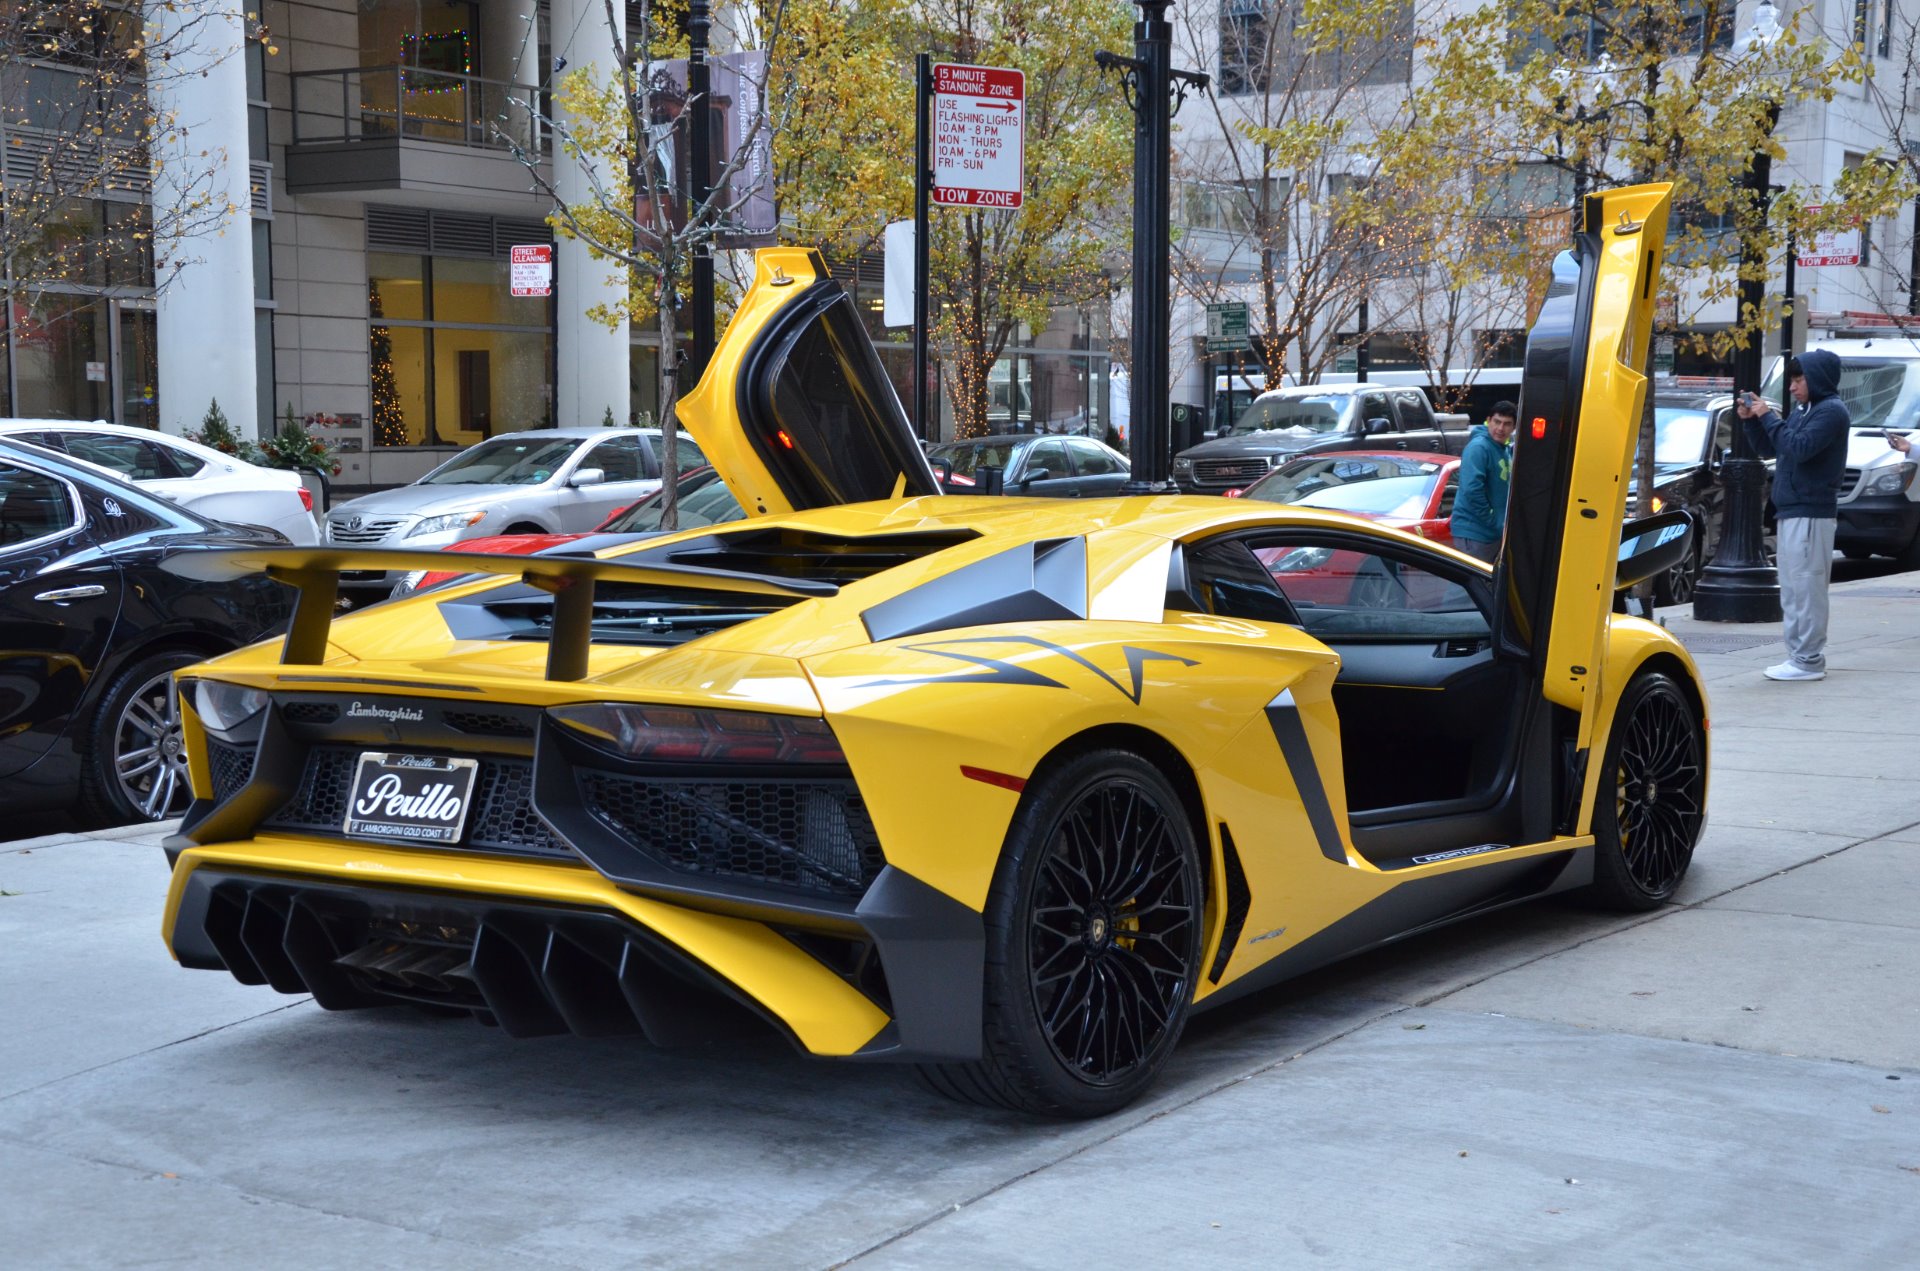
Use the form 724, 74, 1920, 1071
549, 704, 846, 764
418, 570, 459, 589
299, 488, 314, 512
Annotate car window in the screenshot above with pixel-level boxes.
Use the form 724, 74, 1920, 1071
1024, 439, 1070, 478
1653, 408, 1713, 466
583, 436, 646, 483
1242, 454, 1440, 505
1068, 438, 1120, 475
1393, 392, 1429, 431
152, 437, 207, 477
606, 473, 744, 531
10, 432, 69, 454
1232, 395, 1350, 436
61, 433, 171, 480
1178, 539, 1300, 625
1354, 396, 1395, 434
0, 462, 77, 546
1256, 538, 1488, 640
420, 435, 579, 486
1292, 473, 1438, 518
929, 441, 1017, 477
674, 435, 707, 470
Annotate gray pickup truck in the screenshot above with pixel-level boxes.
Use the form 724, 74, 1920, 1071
1173, 385, 1469, 495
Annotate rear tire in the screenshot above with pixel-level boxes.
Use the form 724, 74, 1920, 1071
77, 650, 202, 829
916, 749, 1203, 1118
1588, 671, 1705, 910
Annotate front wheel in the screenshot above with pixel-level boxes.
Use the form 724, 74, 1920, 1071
918, 749, 1204, 1118
1588, 671, 1705, 910
78, 650, 202, 828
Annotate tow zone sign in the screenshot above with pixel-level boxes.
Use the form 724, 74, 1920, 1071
932, 63, 1024, 209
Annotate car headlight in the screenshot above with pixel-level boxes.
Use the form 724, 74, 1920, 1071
1270, 546, 1335, 572
1173, 457, 1193, 472
1865, 463, 1916, 496
406, 510, 487, 538
192, 681, 269, 732
549, 704, 846, 764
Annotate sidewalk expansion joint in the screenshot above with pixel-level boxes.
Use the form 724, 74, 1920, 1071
0, 1000, 313, 1106
828, 1001, 1414, 1269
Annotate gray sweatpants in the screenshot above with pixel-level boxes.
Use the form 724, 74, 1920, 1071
1777, 516, 1836, 671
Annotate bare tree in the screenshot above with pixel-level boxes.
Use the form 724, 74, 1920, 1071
501, 0, 787, 527
0, 1, 265, 299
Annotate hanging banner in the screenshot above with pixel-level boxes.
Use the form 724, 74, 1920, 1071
633, 50, 776, 248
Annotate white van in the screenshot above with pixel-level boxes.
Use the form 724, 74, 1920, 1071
1759, 339, 1920, 566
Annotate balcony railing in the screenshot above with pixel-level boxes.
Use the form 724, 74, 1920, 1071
291, 66, 548, 155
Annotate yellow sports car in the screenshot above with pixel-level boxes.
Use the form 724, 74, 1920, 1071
160, 185, 1706, 1117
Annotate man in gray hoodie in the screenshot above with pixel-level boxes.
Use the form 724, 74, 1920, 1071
1735, 349, 1850, 681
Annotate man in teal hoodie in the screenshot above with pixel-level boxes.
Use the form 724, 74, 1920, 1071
1448, 401, 1516, 562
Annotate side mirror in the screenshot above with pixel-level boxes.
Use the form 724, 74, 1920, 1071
979, 464, 1006, 496
1364, 416, 1393, 435
929, 457, 954, 484
569, 467, 606, 488
1023, 467, 1053, 485
1708, 444, 1725, 475
1616, 508, 1695, 592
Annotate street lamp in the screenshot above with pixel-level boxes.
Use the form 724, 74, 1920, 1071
1693, 0, 1785, 623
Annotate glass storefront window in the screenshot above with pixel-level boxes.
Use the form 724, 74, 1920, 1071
370, 250, 554, 446
432, 327, 550, 440
121, 306, 159, 431
12, 294, 112, 420
369, 252, 427, 320
432, 256, 517, 326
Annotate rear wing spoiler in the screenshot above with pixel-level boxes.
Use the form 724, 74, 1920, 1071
163, 547, 838, 680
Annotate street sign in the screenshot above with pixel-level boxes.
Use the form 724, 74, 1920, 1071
931, 62, 1024, 209
509, 244, 553, 297
1206, 301, 1250, 352
1798, 206, 1861, 268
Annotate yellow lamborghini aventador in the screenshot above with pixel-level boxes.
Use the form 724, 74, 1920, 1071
160, 184, 1707, 1117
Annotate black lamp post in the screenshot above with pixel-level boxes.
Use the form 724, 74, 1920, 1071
1098, 3, 1208, 493
1692, 99, 1784, 623
686, 0, 715, 383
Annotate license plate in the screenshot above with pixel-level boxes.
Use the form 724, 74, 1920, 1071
344, 752, 479, 844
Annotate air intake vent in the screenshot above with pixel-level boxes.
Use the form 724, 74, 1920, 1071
1208, 824, 1252, 984
366, 205, 430, 252
429, 211, 494, 257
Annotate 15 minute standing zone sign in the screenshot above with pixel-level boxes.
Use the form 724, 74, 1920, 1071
931, 63, 1025, 209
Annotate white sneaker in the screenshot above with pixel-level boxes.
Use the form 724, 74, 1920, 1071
1764, 661, 1825, 681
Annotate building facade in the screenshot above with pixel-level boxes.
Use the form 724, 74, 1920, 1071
1167, 0, 1920, 421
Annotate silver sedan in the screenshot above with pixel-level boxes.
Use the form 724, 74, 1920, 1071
325, 427, 704, 593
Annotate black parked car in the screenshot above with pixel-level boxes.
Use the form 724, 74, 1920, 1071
1643, 391, 1766, 604
927, 433, 1131, 496
0, 440, 292, 825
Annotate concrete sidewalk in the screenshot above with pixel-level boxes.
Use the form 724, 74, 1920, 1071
2, 575, 1918, 1269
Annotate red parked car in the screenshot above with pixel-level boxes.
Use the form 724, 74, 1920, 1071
1230, 452, 1468, 611
391, 466, 742, 596
1230, 450, 1461, 543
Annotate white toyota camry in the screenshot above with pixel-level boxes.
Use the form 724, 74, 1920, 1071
0, 419, 320, 544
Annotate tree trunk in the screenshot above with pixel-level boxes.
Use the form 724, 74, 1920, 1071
656, 274, 681, 531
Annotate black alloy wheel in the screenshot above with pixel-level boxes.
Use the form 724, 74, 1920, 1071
1656, 542, 1701, 606
78, 650, 202, 828
1588, 671, 1705, 910
918, 749, 1203, 1118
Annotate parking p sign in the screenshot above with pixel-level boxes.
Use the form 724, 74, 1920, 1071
510, 244, 553, 297
931, 63, 1024, 209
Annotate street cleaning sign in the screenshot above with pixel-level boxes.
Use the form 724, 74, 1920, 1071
931, 62, 1024, 208
509, 244, 553, 297
1797, 206, 1862, 268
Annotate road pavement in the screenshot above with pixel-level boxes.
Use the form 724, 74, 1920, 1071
3, 573, 1918, 1269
